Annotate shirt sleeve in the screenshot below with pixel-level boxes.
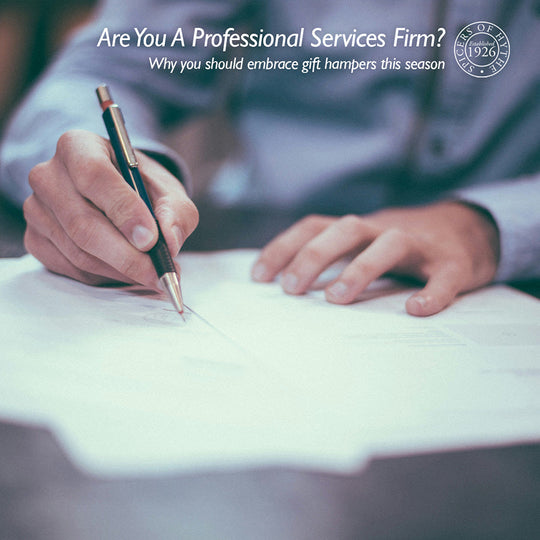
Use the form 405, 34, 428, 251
0, 0, 251, 206
454, 174, 540, 282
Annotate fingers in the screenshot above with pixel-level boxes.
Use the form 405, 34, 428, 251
279, 215, 379, 294
139, 152, 199, 257
325, 228, 414, 304
25, 129, 199, 288
251, 215, 335, 282
23, 193, 145, 286
252, 215, 406, 298
252, 211, 469, 317
55, 130, 158, 251
25, 227, 123, 287
29, 159, 159, 288
406, 265, 463, 317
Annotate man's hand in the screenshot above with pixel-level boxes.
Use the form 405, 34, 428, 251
23, 129, 199, 288
251, 202, 500, 316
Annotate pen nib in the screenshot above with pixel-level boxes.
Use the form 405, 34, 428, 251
160, 272, 184, 317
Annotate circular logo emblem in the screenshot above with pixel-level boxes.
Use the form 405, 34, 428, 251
454, 21, 510, 78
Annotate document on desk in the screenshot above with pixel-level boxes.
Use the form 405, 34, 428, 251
0, 250, 539, 476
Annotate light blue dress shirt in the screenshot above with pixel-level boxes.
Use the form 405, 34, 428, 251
1, 0, 539, 281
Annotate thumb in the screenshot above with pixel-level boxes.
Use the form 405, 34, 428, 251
406, 266, 463, 317
139, 155, 199, 257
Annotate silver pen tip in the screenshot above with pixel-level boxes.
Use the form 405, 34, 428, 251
160, 272, 184, 316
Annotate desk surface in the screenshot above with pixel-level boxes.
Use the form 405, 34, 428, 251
1, 194, 539, 539
1, 420, 539, 540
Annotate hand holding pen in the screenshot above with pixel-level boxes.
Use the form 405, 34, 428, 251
23, 92, 199, 303
97, 84, 185, 315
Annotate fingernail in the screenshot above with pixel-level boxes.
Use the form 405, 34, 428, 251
327, 281, 349, 299
412, 295, 427, 308
281, 273, 299, 293
252, 262, 268, 281
172, 225, 184, 254
131, 225, 154, 250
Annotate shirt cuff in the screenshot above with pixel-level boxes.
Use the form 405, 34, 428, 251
453, 175, 540, 282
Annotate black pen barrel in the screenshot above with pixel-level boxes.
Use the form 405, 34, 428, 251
147, 224, 176, 278
102, 109, 175, 278
97, 84, 184, 314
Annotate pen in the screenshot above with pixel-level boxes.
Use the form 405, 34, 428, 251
96, 84, 185, 317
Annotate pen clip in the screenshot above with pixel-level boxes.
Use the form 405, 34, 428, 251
108, 105, 139, 168
97, 85, 138, 168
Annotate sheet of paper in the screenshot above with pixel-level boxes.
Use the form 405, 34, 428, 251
0, 251, 539, 476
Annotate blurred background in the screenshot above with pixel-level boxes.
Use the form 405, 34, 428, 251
0, 0, 249, 256
0, 0, 97, 256
0, 0, 96, 132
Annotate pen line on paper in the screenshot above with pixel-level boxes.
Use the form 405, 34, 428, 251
184, 303, 251, 354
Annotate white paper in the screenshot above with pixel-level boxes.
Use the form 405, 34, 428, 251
0, 251, 539, 476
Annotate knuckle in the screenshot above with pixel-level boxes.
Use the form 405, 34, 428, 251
353, 259, 377, 278
299, 214, 325, 233
339, 214, 366, 235
79, 156, 103, 181
75, 157, 109, 196
56, 129, 88, 154
68, 245, 94, 271
56, 130, 111, 195
66, 213, 98, 250
385, 227, 406, 241
106, 192, 141, 224
179, 199, 199, 234
299, 244, 325, 266
56, 130, 80, 157
300, 214, 319, 225
262, 235, 294, 261
28, 162, 50, 192
385, 227, 412, 250
117, 255, 144, 280
46, 218, 71, 254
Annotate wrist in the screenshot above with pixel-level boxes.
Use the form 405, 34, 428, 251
442, 200, 500, 283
